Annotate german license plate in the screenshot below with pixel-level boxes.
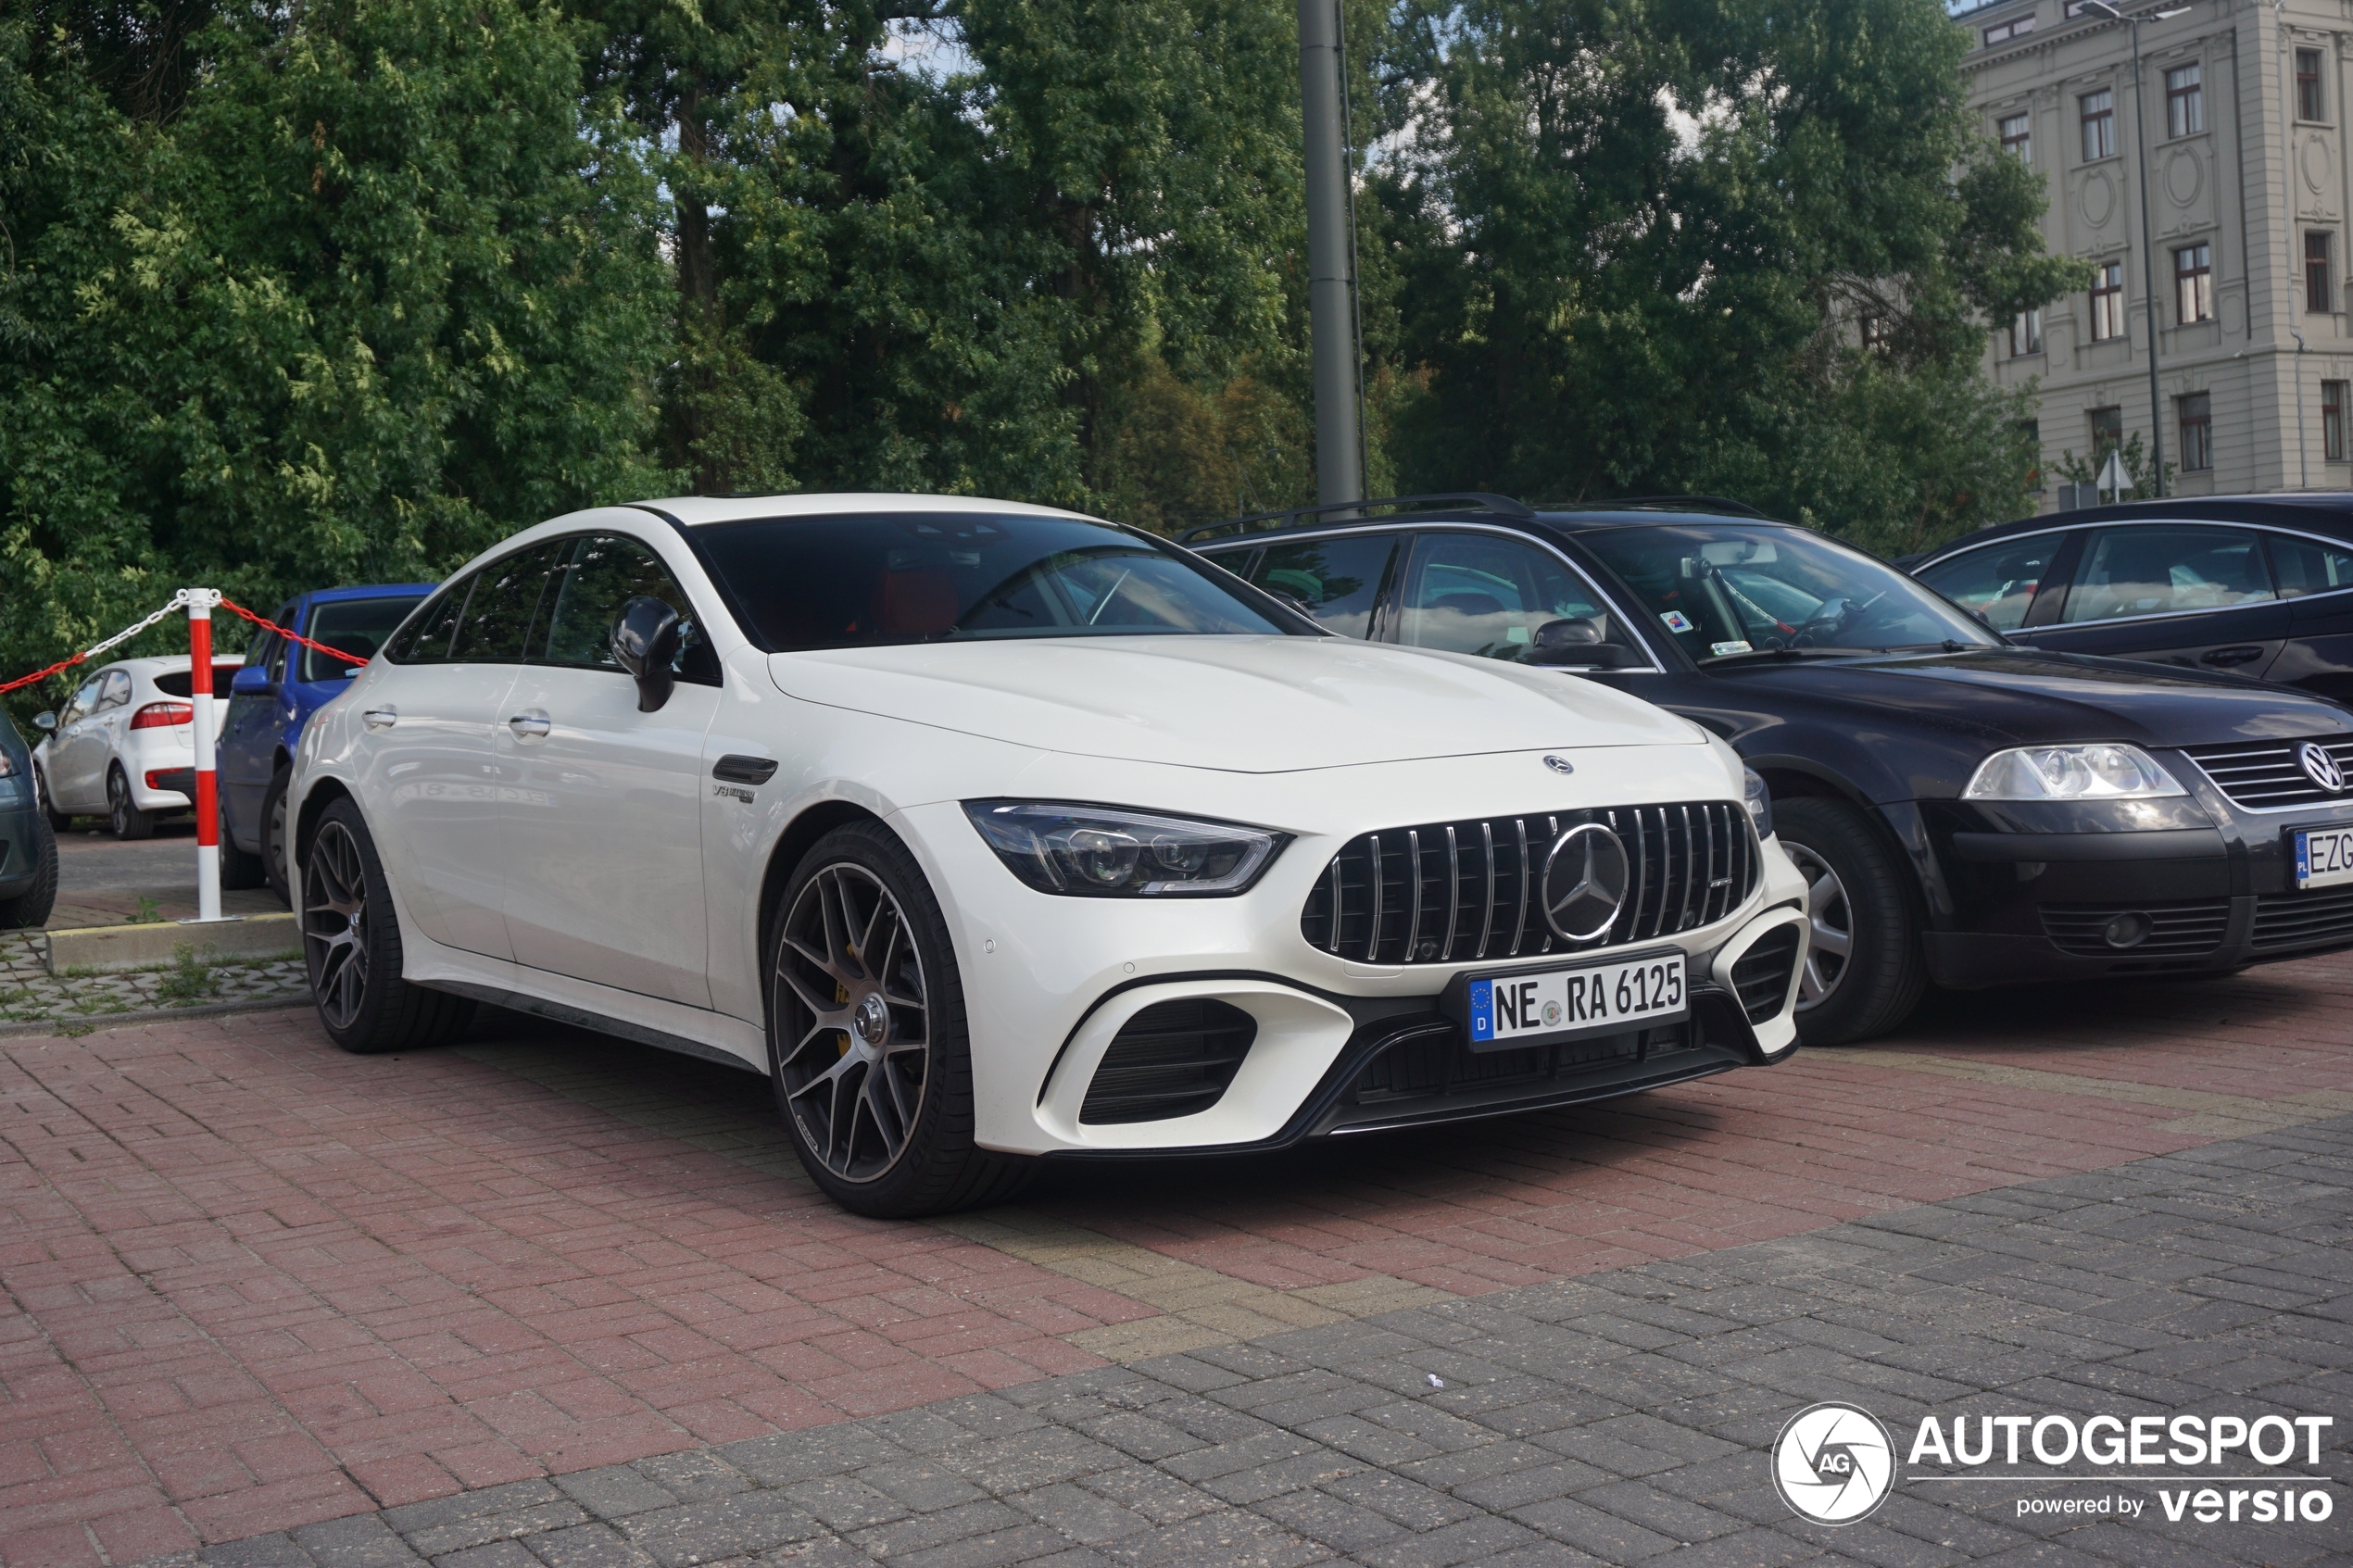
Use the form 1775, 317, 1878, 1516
2294, 826, 2353, 890
1459, 950, 1687, 1053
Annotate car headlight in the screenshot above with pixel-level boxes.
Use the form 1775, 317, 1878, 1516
1742, 766, 1772, 839
1962, 745, 2186, 801
963, 800, 1287, 896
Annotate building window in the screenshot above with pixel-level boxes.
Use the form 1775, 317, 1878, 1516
2089, 406, 2124, 467
2325, 381, 2347, 461
2008, 308, 2044, 357
2175, 243, 2213, 323
2082, 90, 2116, 160
2309, 232, 2334, 312
1984, 13, 2036, 46
2091, 260, 2126, 340
1860, 315, 1892, 351
2000, 112, 2032, 160
2297, 47, 2325, 122
2165, 63, 2203, 137
2020, 420, 2043, 490
2178, 393, 2212, 471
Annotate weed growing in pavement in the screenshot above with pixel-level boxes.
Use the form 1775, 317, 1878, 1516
130, 897, 164, 923
158, 945, 221, 1005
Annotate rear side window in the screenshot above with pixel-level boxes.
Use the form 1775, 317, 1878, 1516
2060, 525, 2274, 623
152, 664, 243, 698
1915, 534, 2068, 631
384, 574, 478, 664
2267, 533, 2353, 597
300, 596, 433, 681
1245, 533, 1400, 638
97, 671, 132, 709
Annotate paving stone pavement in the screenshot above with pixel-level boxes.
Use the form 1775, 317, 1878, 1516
0, 931, 308, 1030
136, 1115, 2353, 1568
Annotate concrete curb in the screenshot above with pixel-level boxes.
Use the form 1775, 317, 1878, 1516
45, 912, 301, 974
0, 993, 311, 1038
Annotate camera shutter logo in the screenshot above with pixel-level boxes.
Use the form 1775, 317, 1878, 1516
2301, 742, 2346, 795
1772, 1402, 1895, 1525
1540, 822, 1629, 942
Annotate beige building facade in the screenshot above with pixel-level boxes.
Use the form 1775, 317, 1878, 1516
1964, 0, 2353, 508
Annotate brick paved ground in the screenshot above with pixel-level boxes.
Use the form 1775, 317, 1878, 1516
1, 950, 2347, 1567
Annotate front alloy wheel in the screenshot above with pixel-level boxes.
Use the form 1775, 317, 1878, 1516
300, 797, 472, 1054
774, 862, 933, 1182
1785, 841, 1854, 1011
765, 822, 1032, 1217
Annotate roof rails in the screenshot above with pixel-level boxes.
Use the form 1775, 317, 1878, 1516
1552, 495, 1769, 520
1177, 492, 1536, 545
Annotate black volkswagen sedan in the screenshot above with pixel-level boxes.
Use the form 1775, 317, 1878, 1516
1188, 495, 2353, 1046
1908, 494, 2353, 706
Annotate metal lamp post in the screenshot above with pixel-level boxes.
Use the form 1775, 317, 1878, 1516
2079, 0, 2190, 499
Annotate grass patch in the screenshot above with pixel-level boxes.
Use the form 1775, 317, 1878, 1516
158, 945, 222, 1006
129, 896, 165, 924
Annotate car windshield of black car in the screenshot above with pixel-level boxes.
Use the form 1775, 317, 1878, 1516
696, 513, 1297, 651
1579, 523, 1999, 663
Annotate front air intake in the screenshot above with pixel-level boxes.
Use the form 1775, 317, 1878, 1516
1079, 999, 1257, 1123
1300, 802, 1759, 967
1729, 925, 1802, 1022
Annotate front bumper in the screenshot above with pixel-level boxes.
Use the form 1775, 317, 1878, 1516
1917, 770, 2353, 988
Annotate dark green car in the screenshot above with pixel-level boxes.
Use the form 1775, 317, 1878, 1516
0, 710, 59, 928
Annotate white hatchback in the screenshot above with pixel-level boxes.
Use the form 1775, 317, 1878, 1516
32, 655, 245, 838
290, 495, 1810, 1216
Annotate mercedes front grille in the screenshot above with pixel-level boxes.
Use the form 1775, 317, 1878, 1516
1300, 802, 1759, 967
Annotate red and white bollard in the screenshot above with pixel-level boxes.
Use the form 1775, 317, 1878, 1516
185, 588, 226, 923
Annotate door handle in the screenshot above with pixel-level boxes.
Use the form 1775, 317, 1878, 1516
508, 710, 552, 739
361, 706, 397, 731
2200, 646, 2265, 668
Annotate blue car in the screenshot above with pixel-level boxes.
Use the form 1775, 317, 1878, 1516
219, 583, 434, 899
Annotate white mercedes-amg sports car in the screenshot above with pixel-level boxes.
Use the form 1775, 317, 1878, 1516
289, 495, 1809, 1216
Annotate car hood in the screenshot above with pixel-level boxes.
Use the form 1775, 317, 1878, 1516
1720, 648, 2353, 748
766, 636, 1704, 771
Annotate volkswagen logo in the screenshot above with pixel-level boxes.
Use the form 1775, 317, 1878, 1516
2301, 742, 2347, 795
1540, 822, 1629, 942
1542, 754, 1576, 775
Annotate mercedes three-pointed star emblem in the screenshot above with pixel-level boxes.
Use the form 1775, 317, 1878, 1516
1541, 822, 1631, 942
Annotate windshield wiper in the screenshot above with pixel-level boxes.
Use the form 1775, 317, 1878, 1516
1700, 646, 1863, 666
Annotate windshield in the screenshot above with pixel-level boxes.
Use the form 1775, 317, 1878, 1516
695, 512, 1294, 652
301, 596, 427, 682
1579, 523, 1999, 662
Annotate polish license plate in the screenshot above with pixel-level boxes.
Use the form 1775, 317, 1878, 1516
2293, 826, 2353, 890
1457, 949, 1687, 1053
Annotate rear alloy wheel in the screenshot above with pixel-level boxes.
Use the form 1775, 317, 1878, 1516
302, 798, 472, 1053
219, 792, 269, 890
34, 767, 72, 833
768, 822, 1032, 1217
107, 765, 153, 840
1776, 796, 1926, 1047
262, 767, 294, 905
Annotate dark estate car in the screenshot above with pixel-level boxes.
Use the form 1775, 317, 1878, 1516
0, 709, 59, 929
1188, 495, 2353, 1045
1909, 495, 2353, 705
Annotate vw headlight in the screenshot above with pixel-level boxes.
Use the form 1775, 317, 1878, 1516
1742, 766, 1773, 839
1963, 745, 2186, 801
963, 801, 1288, 896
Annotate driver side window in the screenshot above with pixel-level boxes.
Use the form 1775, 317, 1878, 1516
534, 533, 720, 684
63, 675, 102, 724
1396, 533, 1609, 660
1915, 536, 2067, 632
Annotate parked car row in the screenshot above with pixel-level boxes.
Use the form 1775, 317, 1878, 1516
11, 484, 2351, 1218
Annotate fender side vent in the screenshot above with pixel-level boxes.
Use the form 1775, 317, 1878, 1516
1729, 925, 1802, 1022
1080, 999, 1257, 1124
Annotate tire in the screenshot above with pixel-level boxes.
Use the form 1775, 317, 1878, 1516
301, 797, 474, 1053
219, 789, 269, 890
1777, 796, 1927, 1047
0, 813, 59, 929
766, 822, 1034, 1218
261, 766, 294, 906
107, 765, 154, 840
34, 767, 72, 833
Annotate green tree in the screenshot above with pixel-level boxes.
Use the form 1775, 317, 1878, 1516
1, 0, 671, 709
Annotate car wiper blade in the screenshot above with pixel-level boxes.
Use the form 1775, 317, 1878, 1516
1700, 646, 1863, 666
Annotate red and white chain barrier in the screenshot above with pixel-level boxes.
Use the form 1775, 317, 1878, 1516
3, 587, 371, 926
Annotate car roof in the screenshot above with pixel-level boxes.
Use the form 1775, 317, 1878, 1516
298, 583, 436, 604
1916, 494, 2353, 565
635, 493, 1101, 528
1185, 494, 1803, 550
88, 656, 199, 677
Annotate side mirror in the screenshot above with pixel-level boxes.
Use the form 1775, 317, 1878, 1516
31, 711, 56, 732
610, 596, 682, 713
1527, 618, 1642, 668
1533, 617, 1604, 648
231, 666, 271, 695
